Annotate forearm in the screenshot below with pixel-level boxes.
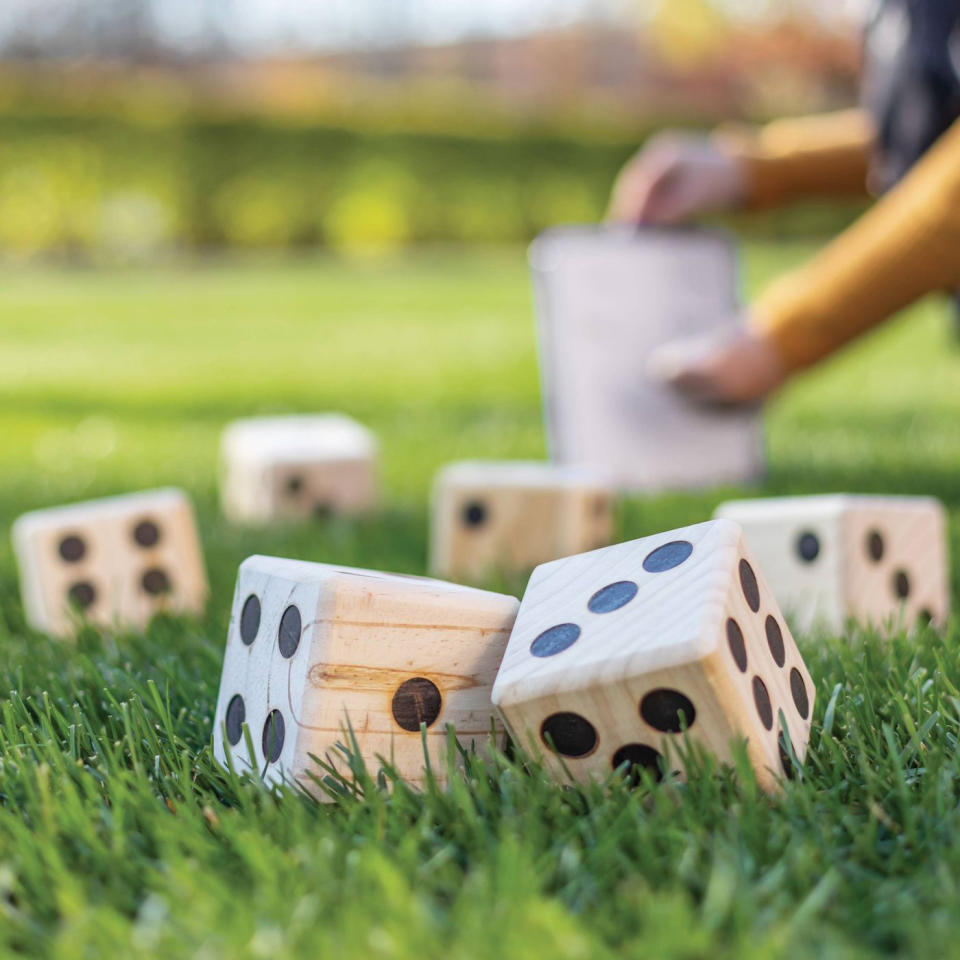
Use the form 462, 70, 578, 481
751, 118, 960, 371
717, 109, 874, 208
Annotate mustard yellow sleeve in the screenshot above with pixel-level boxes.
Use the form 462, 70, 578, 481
716, 109, 875, 208
751, 117, 960, 372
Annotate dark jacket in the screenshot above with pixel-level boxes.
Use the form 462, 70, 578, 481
863, 0, 960, 190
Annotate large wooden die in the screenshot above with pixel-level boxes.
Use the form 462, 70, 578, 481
492, 520, 814, 792
429, 460, 614, 582
12, 488, 208, 638
212, 556, 519, 796
220, 414, 378, 524
714, 495, 950, 633
531, 226, 764, 491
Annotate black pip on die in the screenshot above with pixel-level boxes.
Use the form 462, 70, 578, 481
212, 555, 519, 797
491, 520, 815, 792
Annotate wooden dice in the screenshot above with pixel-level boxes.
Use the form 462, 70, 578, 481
12, 488, 208, 638
220, 414, 378, 524
430, 461, 614, 582
212, 555, 519, 796
715, 495, 949, 632
492, 519, 814, 792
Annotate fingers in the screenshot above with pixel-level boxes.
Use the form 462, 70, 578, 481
607, 157, 683, 225
634, 166, 684, 224
647, 330, 786, 407
607, 133, 747, 225
647, 338, 728, 403
606, 163, 651, 224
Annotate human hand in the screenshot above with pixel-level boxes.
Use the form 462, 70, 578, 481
607, 132, 748, 225
646, 323, 787, 407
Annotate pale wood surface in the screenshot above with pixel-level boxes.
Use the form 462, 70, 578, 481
714, 497, 848, 631
715, 495, 950, 632
430, 460, 614, 582
12, 488, 208, 638
212, 556, 520, 797
220, 414, 378, 523
531, 226, 764, 491
841, 499, 949, 628
492, 519, 814, 792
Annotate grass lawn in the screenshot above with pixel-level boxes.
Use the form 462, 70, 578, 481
0, 242, 959, 957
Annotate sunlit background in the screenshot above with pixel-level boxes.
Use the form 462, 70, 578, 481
0, 0, 869, 261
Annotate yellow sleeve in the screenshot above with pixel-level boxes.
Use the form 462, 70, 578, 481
751, 117, 960, 372
716, 109, 875, 208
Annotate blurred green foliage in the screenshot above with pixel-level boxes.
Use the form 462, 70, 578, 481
0, 108, 624, 258
0, 107, 864, 258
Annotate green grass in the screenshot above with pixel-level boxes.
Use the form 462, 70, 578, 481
0, 243, 959, 958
